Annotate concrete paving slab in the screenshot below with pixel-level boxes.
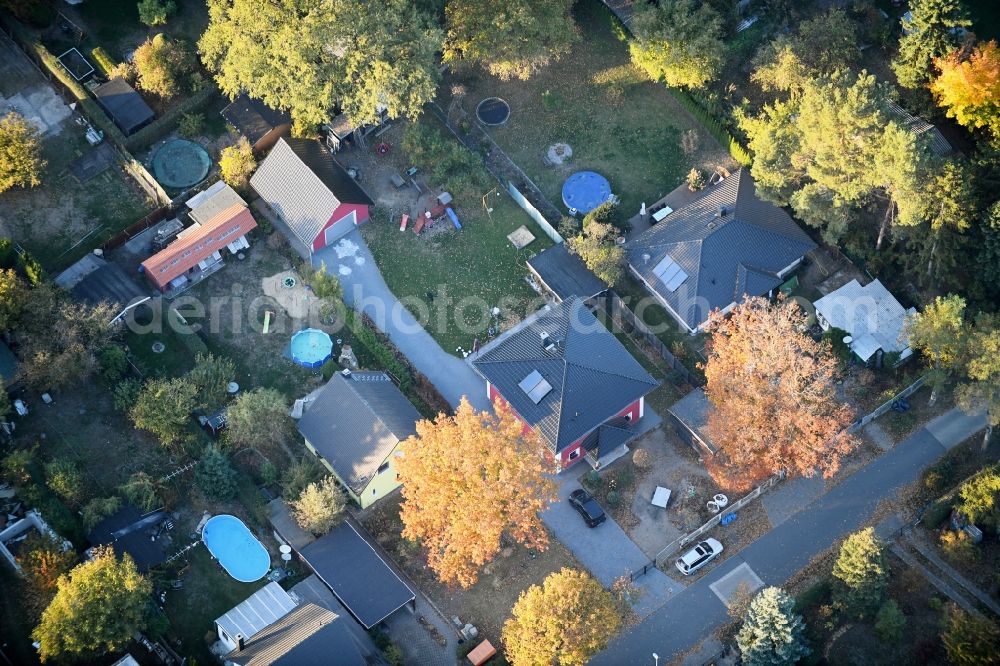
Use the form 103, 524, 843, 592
709, 561, 764, 608
925, 409, 987, 449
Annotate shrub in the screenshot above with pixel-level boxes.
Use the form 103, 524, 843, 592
686, 168, 705, 191
874, 599, 906, 643
582, 201, 625, 232
401, 119, 488, 194
2, 448, 34, 485
632, 448, 654, 469
44, 460, 84, 506
557, 216, 580, 240
218, 137, 256, 190
922, 499, 953, 528
280, 458, 325, 499
939, 529, 978, 567
259, 460, 278, 486
177, 112, 204, 138
119, 472, 163, 512
942, 604, 1000, 665
113, 378, 143, 412
822, 326, 854, 365
98, 345, 128, 382
382, 643, 404, 666
583, 469, 602, 489
81, 496, 123, 530
137, 0, 176, 26
290, 477, 346, 535
606, 490, 621, 508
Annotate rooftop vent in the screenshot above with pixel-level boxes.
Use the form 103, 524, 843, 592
540, 331, 557, 353
518, 370, 553, 405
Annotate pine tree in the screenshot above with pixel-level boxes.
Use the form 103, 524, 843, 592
195, 444, 238, 500
831, 528, 888, 619
892, 0, 971, 89
736, 587, 810, 666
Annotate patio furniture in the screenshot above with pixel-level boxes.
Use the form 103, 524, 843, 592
467, 640, 497, 666
652, 206, 673, 223
651, 486, 672, 508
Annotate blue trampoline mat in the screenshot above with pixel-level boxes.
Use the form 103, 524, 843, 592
562, 171, 612, 214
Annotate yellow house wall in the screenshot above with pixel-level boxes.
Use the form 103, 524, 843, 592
302, 438, 401, 509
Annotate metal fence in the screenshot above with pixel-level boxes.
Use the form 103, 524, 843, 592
848, 375, 927, 433
506, 181, 563, 243
600, 292, 703, 387
631, 471, 785, 581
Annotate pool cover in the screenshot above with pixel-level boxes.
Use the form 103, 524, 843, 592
562, 171, 612, 214
151, 139, 211, 189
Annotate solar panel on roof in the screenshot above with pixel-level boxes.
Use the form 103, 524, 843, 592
652, 255, 688, 292
518, 370, 553, 404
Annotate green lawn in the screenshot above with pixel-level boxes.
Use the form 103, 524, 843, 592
449, 0, 731, 219
362, 191, 554, 356
76, 0, 209, 58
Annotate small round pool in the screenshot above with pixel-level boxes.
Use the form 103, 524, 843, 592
562, 171, 612, 214
290, 328, 333, 368
151, 139, 211, 189
202, 514, 270, 583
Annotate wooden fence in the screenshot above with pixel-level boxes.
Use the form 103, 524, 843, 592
631, 471, 785, 581
600, 292, 703, 387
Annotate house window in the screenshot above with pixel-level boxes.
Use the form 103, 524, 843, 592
372, 488, 376, 495
377, 461, 390, 475
569, 449, 580, 460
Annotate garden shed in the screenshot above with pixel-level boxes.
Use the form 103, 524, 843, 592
215, 581, 297, 654
667, 388, 718, 456
526, 243, 608, 302
92, 78, 155, 136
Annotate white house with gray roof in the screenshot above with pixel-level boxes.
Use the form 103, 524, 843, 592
297, 370, 421, 508
626, 170, 816, 334
813, 279, 915, 365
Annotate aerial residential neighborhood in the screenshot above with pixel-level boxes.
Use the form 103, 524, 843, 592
0, 0, 997, 665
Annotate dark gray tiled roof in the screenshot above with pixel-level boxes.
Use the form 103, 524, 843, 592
668, 388, 717, 453
885, 101, 953, 156
297, 371, 420, 494
471, 298, 659, 452
527, 243, 608, 301
626, 170, 816, 330
221, 93, 291, 147
300, 522, 415, 629
93, 78, 154, 135
226, 603, 365, 666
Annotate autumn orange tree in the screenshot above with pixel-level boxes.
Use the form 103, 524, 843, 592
396, 398, 557, 588
703, 297, 856, 490
931, 41, 1000, 142
502, 568, 621, 666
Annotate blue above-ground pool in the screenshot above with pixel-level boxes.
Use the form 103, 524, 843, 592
290, 328, 334, 368
202, 515, 270, 583
562, 171, 612, 214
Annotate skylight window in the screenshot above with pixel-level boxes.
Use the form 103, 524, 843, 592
652, 255, 688, 292
517, 370, 553, 405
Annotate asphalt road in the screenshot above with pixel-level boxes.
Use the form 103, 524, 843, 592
592, 408, 987, 665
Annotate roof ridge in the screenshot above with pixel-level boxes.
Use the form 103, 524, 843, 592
341, 372, 404, 444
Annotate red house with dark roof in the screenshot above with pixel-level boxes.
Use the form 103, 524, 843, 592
141, 183, 257, 292
470, 298, 659, 470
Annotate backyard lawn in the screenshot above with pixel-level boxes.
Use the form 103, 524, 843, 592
447, 0, 733, 219
362, 181, 554, 356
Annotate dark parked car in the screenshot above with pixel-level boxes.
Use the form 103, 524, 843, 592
569, 489, 606, 527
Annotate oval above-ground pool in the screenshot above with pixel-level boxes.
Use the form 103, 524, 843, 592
201, 514, 270, 583
151, 139, 211, 189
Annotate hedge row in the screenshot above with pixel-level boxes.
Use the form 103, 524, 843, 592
124, 84, 217, 153
90, 46, 116, 78
0, 239, 47, 285
669, 87, 753, 168
342, 309, 412, 392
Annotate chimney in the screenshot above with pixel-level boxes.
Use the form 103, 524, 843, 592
236, 634, 245, 651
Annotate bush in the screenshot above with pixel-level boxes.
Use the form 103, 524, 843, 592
922, 499, 953, 528
90, 47, 117, 78
44, 460, 84, 506
81, 496, 123, 530
291, 477, 346, 535
113, 378, 143, 412
583, 469, 602, 489
939, 529, 978, 566
632, 448, 653, 469
98, 345, 128, 382
667, 87, 752, 167
259, 460, 278, 486
218, 137, 256, 191
343, 310, 412, 391
177, 112, 204, 138
582, 201, 625, 232
874, 599, 906, 643
280, 458, 325, 499
606, 490, 621, 508
401, 119, 488, 195
1, 448, 34, 485
137, 0, 176, 26
686, 168, 705, 191
382, 644, 404, 666
793, 579, 831, 614
822, 326, 853, 365
119, 472, 163, 512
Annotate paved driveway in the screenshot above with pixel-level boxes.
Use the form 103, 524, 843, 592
543, 474, 684, 618
312, 231, 490, 412
591, 408, 987, 664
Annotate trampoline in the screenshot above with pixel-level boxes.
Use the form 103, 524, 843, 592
476, 97, 511, 125
562, 171, 612, 214
290, 328, 333, 368
151, 139, 211, 189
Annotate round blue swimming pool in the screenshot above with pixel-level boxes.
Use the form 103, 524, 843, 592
202, 514, 270, 582
562, 171, 612, 214
290, 328, 333, 368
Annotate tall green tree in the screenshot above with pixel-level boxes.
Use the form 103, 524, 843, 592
137, 0, 176, 26
735, 587, 810, 666
907, 294, 968, 403
955, 469, 1000, 529
199, 0, 443, 129
0, 112, 45, 194
32, 548, 151, 662
892, 0, 971, 90
742, 70, 933, 246
752, 9, 859, 93
444, 0, 578, 81
0, 268, 26, 332
954, 313, 1000, 438
831, 528, 888, 619
629, 0, 725, 90
130, 377, 198, 447
290, 476, 345, 535
225, 387, 292, 457
567, 221, 624, 287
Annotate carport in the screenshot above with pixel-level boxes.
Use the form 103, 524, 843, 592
298, 521, 415, 629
